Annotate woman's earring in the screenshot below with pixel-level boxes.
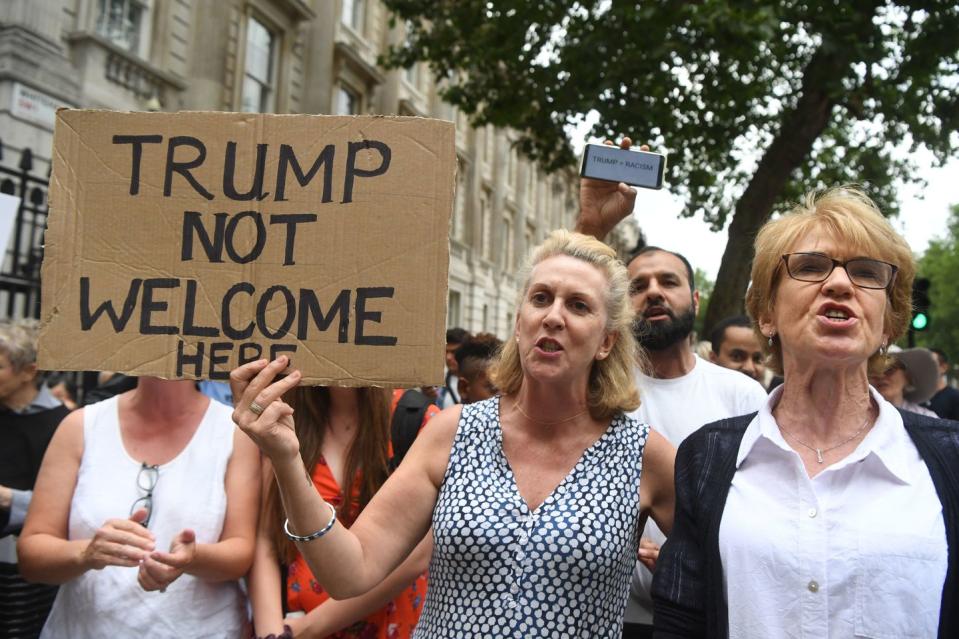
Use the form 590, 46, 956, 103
880, 338, 888, 355
767, 331, 775, 347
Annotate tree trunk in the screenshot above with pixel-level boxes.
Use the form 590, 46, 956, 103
702, 42, 854, 336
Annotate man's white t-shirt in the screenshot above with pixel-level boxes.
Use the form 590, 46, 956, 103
625, 355, 768, 625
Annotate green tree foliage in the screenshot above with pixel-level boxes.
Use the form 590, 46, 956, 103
382, 1, 959, 332
916, 204, 959, 359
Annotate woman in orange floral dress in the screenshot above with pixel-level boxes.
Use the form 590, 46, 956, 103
249, 387, 431, 639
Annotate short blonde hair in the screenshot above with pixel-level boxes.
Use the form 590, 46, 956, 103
489, 230, 641, 419
745, 186, 915, 376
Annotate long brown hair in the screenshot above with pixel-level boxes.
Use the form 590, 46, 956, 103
266, 386, 392, 564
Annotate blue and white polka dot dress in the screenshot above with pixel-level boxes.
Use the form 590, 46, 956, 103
414, 396, 649, 638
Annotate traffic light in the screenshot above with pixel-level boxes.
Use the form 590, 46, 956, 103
911, 277, 931, 332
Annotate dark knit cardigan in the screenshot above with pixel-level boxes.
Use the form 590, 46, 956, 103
652, 410, 959, 639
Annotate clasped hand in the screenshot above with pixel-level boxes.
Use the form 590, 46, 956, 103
137, 528, 197, 592
81, 508, 197, 592
81, 508, 155, 570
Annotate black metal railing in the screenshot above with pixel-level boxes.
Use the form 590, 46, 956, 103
0, 139, 50, 320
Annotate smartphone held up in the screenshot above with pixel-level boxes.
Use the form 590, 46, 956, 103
580, 143, 667, 190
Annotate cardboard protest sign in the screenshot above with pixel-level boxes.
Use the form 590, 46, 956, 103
39, 110, 454, 386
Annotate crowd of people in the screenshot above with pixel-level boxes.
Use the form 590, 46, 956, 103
2, 140, 959, 639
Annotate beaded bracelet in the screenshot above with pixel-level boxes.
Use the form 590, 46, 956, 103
283, 502, 337, 542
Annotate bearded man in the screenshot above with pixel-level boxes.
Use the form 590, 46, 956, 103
620, 245, 768, 637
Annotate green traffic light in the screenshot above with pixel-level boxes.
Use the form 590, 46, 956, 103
912, 312, 929, 331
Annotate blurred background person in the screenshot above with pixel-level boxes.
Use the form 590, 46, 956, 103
655, 186, 959, 637
927, 348, 959, 420
708, 315, 767, 386
870, 346, 939, 417
18, 377, 259, 638
453, 332, 502, 404
43, 372, 78, 411
436, 328, 469, 408
248, 386, 430, 639
1, 320, 71, 638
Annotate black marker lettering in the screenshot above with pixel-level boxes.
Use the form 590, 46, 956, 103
182, 279, 220, 336
342, 140, 391, 204
176, 340, 204, 377
275, 144, 335, 202
113, 135, 162, 195
208, 342, 233, 380
80, 277, 142, 331
164, 136, 214, 200
354, 287, 397, 345
181, 212, 228, 262
222, 282, 255, 340
270, 214, 317, 266
139, 278, 180, 335
238, 342, 263, 365
224, 211, 266, 264
255, 285, 295, 339
223, 141, 270, 201
297, 288, 350, 342
270, 344, 297, 362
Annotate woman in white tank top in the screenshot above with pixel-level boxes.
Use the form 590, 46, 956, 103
17, 378, 260, 638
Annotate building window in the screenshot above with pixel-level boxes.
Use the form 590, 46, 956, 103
402, 21, 419, 87
453, 169, 466, 241
485, 127, 495, 166
342, 0, 364, 31
502, 214, 514, 269
405, 64, 420, 88
96, 0, 147, 55
508, 147, 518, 187
482, 304, 489, 331
480, 191, 492, 260
448, 291, 462, 328
335, 85, 360, 115
241, 17, 277, 113
543, 183, 552, 226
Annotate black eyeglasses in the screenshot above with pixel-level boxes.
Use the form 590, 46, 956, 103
781, 253, 898, 290
130, 462, 159, 528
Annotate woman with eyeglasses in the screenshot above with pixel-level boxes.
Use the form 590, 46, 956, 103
17, 377, 259, 638
652, 186, 959, 638
248, 386, 430, 639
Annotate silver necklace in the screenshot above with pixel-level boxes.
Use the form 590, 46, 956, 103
777, 416, 872, 464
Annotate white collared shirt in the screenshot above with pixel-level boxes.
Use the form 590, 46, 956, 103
625, 355, 768, 623
719, 386, 947, 639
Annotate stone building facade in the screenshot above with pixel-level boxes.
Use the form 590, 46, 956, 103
0, 0, 638, 334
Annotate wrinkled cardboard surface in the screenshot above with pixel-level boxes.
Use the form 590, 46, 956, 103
39, 110, 453, 386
